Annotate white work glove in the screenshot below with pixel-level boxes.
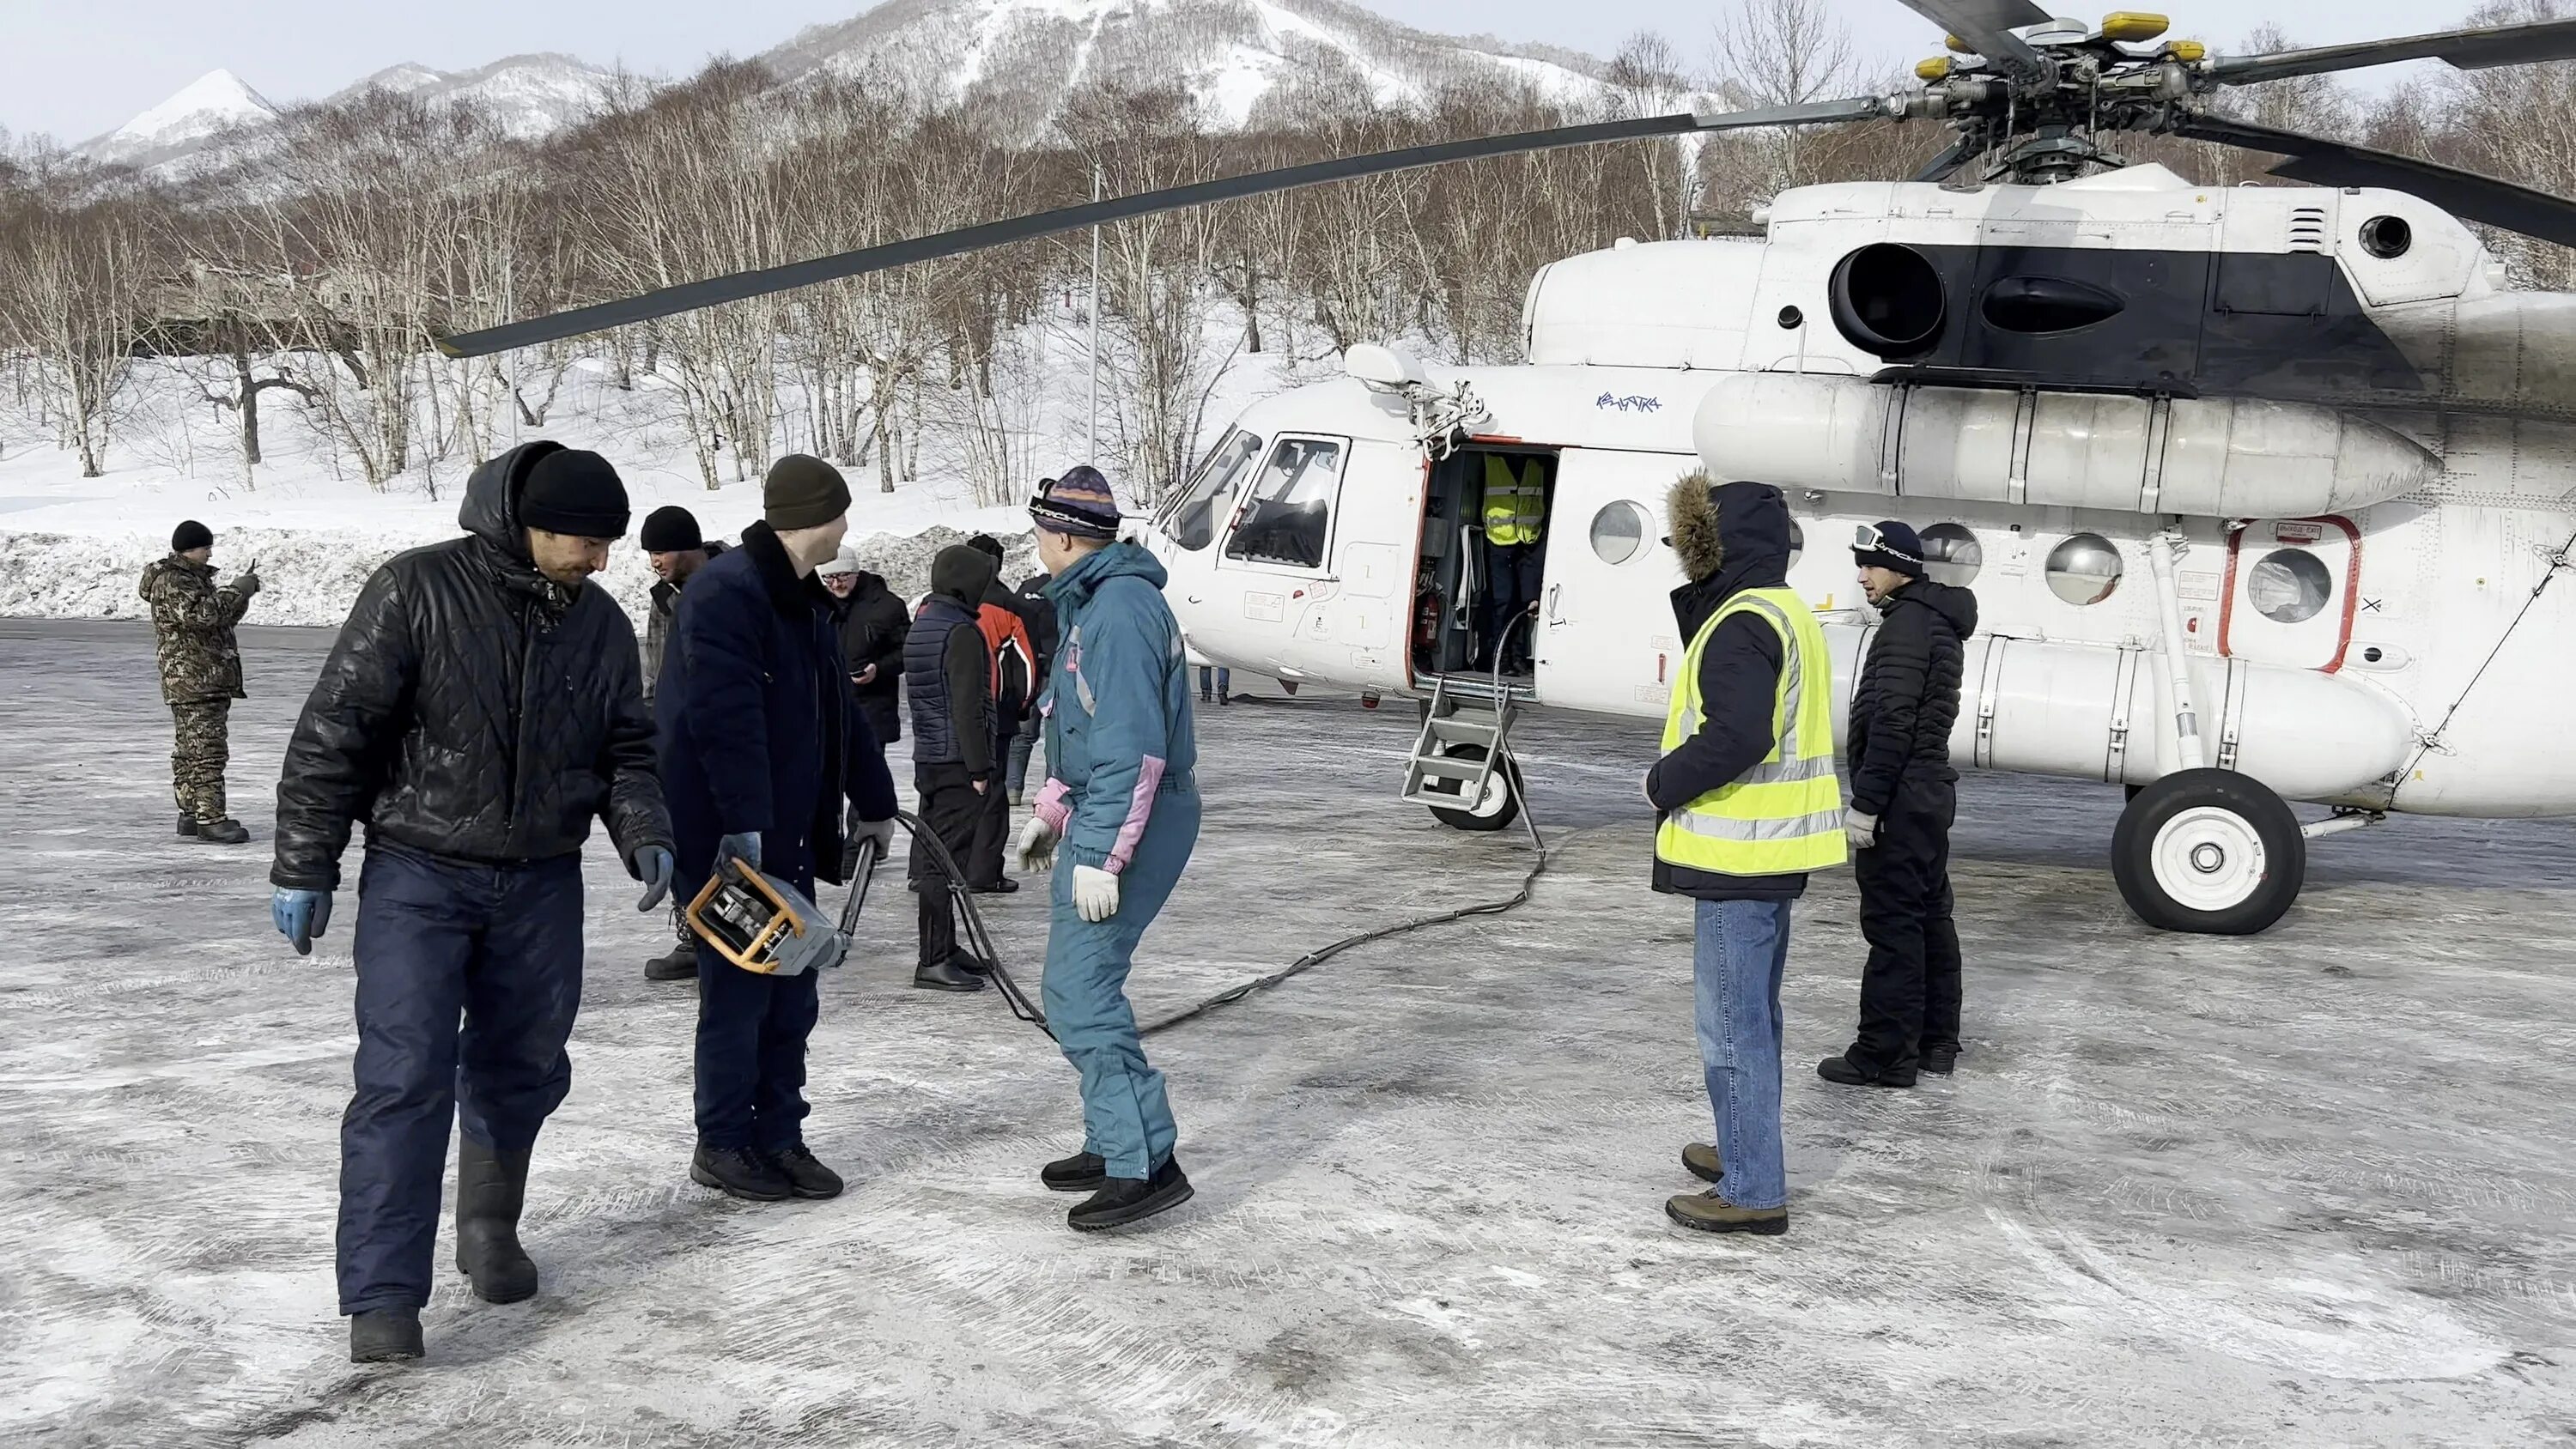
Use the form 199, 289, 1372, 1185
1015, 814, 1060, 873
1072, 864, 1121, 923
1844, 809, 1880, 851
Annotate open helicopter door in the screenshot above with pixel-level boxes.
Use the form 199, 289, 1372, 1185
2219, 517, 2360, 672
1535, 449, 1692, 717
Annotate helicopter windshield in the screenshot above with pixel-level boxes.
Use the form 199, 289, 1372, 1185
1162, 428, 1264, 552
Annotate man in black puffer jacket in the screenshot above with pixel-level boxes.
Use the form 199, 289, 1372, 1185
1820, 520, 1978, 1089
270, 441, 674, 1365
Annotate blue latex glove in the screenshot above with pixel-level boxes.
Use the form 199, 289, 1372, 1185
633, 846, 674, 912
272, 888, 332, 956
716, 832, 762, 876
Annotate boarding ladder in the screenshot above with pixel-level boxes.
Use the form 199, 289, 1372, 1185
1400, 672, 1525, 815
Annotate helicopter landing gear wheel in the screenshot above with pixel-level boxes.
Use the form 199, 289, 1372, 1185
2111, 768, 2306, 935
1423, 744, 1522, 833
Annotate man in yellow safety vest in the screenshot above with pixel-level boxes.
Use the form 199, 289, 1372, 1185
1643, 475, 1845, 1237
1476, 454, 1546, 673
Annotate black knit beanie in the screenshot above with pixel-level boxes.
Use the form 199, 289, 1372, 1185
967, 533, 1005, 564
518, 450, 631, 539
172, 519, 213, 553
639, 505, 703, 554
765, 454, 852, 531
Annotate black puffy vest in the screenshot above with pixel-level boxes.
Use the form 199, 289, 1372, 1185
904, 595, 984, 765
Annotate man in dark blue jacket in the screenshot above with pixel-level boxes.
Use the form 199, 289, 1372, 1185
658, 455, 897, 1203
906, 543, 1000, 991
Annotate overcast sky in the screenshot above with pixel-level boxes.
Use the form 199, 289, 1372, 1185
3, 0, 2487, 145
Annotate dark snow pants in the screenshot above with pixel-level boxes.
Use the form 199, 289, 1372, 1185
913, 761, 985, 967
338, 842, 583, 1315
967, 726, 1016, 888
1848, 782, 1964, 1077
693, 900, 822, 1152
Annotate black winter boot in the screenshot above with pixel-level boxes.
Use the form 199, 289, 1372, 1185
195, 818, 250, 845
349, 1307, 424, 1362
691, 1143, 791, 1202
1067, 1155, 1193, 1231
768, 1144, 844, 1200
644, 941, 698, 982
1041, 1150, 1107, 1193
913, 956, 988, 992
1817, 1055, 1917, 1089
453, 1139, 539, 1304
1921, 1042, 1960, 1076
176, 813, 197, 838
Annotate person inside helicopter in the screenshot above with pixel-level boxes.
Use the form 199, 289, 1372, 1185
1475, 453, 1548, 675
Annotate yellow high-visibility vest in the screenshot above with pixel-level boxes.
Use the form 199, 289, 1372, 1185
1481, 456, 1545, 546
1655, 586, 1848, 876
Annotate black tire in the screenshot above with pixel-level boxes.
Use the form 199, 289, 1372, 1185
1424, 743, 1522, 833
2111, 768, 2306, 935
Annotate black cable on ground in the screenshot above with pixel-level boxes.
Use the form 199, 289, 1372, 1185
1140, 774, 1548, 1036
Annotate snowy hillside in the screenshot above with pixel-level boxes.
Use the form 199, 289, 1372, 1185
0, 307, 1312, 627
77, 70, 279, 170
76, 0, 1617, 174
762, 0, 1613, 130
324, 55, 613, 142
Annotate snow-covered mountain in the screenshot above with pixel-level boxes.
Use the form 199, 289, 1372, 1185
324, 54, 614, 142
77, 1, 1617, 173
762, 0, 1613, 132
79, 70, 280, 169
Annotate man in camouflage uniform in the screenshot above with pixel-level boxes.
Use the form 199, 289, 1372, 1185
140, 519, 260, 844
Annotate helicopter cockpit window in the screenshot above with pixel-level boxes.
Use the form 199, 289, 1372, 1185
1163, 428, 1263, 552
2249, 547, 2333, 624
1589, 500, 1649, 565
2045, 533, 2124, 606
1921, 522, 1982, 586
1225, 437, 1345, 570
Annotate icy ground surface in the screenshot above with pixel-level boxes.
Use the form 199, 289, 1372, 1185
5, 621, 2576, 1447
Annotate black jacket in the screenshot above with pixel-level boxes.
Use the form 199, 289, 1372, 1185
906, 548, 998, 774
657, 523, 896, 892
272, 441, 671, 892
643, 540, 725, 700
1848, 578, 1978, 815
1015, 571, 1060, 686
1646, 479, 1806, 902
835, 571, 909, 743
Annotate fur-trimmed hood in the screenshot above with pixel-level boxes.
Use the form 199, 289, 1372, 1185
1666, 472, 1794, 640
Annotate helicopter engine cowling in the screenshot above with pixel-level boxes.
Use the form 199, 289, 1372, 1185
1694, 373, 2439, 518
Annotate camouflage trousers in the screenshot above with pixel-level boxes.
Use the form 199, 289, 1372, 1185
169, 699, 232, 824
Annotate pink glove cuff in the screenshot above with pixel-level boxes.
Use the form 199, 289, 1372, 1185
1033, 778, 1072, 835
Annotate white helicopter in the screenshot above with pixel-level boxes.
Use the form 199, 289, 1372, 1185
443, 0, 2576, 935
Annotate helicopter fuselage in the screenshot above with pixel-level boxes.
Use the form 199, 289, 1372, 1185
1145, 167, 2576, 822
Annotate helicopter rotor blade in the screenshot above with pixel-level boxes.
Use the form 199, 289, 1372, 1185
1889, 0, 2051, 76
2202, 17, 2576, 87
2168, 112, 2576, 249
436, 95, 1893, 359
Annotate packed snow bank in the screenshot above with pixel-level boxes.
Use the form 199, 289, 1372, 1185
1, 322, 1315, 625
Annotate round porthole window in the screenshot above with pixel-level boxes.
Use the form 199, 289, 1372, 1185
1920, 522, 1982, 586
2249, 547, 2333, 624
2045, 533, 2124, 606
1589, 500, 1649, 565
1787, 517, 1804, 569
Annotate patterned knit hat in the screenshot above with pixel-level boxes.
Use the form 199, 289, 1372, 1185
1030, 465, 1121, 541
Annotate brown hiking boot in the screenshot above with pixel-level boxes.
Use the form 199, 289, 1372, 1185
1665, 1189, 1788, 1235
1681, 1143, 1723, 1185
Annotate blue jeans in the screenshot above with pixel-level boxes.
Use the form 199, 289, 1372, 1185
1692, 897, 1794, 1210
340, 842, 584, 1313
1197, 666, 1230, 701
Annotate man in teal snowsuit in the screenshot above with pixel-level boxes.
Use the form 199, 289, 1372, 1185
1013, 465, 1202, 1231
